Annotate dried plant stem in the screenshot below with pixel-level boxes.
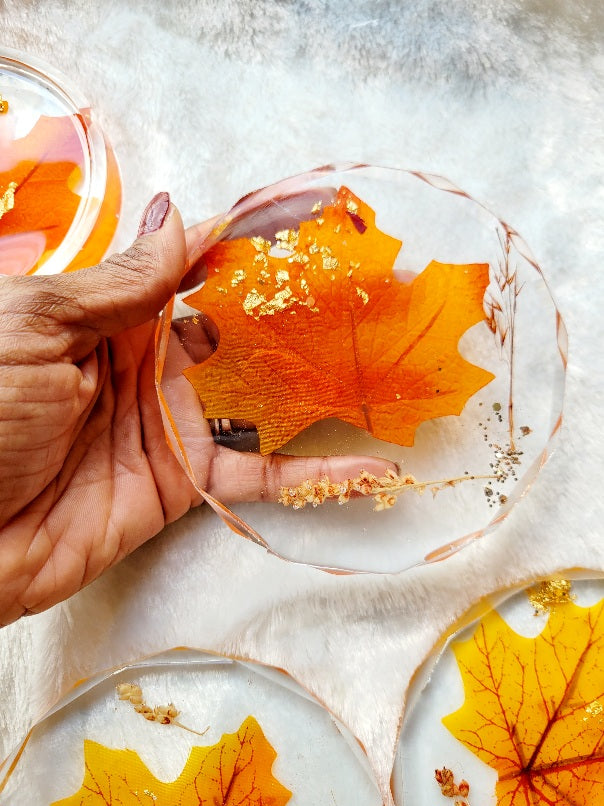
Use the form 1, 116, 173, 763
507, 282, 517, 450
279, 468, 498, 512
168, 720, 210, 737
484, 227, 523, 451
116, 683, 209, 738
370, 473, 497, 497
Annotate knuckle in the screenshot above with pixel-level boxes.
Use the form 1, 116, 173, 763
101, 243, 174, 302
260, 454, 279, 501
0, 277, 80, 331
104, 242, 158, 276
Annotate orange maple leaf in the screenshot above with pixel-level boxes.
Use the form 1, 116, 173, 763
183, 186, 494, 455
52, 715, 292, 805
442, 599, 604, 805
0, 115, 85, 274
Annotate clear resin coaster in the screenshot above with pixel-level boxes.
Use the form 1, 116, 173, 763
156, 164, 567, 573
0, 48, 121, 275
0, 650, 381, 805
393, 574, 604, 806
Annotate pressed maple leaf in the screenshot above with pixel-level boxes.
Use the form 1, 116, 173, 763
183, 186, 494, 455
442, 599, 604, 805
52, 715, 291, 805
0, 114, 86, 274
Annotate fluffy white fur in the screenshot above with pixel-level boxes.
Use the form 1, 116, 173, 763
1, 0, 603, 801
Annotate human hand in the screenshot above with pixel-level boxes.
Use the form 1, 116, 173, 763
0, 193, 393, 625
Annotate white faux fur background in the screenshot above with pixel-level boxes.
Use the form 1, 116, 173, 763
1, 1, 603, 802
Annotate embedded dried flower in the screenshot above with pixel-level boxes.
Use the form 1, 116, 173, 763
435, 767, 470, 805
116, 682, 209, 737
279, 469, 496, 512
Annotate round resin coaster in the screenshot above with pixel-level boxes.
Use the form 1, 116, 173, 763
0, 48, 121, 275
0, 650, 382, 805
156, 163, 566, 573
392, 575, 604, 805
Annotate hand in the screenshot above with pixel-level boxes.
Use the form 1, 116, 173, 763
0, 193, 393, 625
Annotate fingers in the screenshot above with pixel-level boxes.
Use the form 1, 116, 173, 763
184, 215, 222, 271
42, 195, 187, 343
204, 448, 398, 504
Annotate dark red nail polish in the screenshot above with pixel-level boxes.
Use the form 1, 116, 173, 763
137, 191, 170, 237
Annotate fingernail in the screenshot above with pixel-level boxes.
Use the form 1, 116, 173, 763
137, 192, 170, 237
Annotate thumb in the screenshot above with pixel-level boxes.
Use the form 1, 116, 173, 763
54, 192, 187, 337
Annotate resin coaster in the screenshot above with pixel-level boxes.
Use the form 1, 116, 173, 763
393, 574, 604, 805
0, 48, 120, 275
0, 649, 381, 805
156, 164, 566, 573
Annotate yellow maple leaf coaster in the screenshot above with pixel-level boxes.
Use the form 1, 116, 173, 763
443, 598, 604, 806
52, 715, 291, 806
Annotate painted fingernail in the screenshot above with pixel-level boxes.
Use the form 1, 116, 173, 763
137, 191, 170, 237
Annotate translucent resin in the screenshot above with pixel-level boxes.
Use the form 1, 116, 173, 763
156, 164, 567, 573
393, 575, 604, 805
1, 650, 381, 805
0, 48, 120, 275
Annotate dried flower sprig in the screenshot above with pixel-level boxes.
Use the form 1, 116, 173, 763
435, 767, 470, 806
484, 227, 523, 450
116, 682, 209, 737
279, 468, 497, 511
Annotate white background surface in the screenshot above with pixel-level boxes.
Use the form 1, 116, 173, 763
1, 1, 603, 803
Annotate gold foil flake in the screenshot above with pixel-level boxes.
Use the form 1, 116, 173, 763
243, 289, 265, 314
319, 245, 340, 271
349, 260, 360, 270
300, 277, 310, 293
275, 228, 298, 250
311, 201, 323, 214
275, 269, 290, 287
265, 287, 294, 313
0, 181, 17, 220
527, 578, 574, 615
316, 217, 324, 226
356, 286, 369, 304
308, 241, 319, 254
243, 287, 301, 318
231, 269, 247, 286
288, 251, 309, 265
253, 252, 269, 271
346, 198, 359, 214
216, 286, 228, 295
0, 95, 8, 114
334, 224, 341, 234
251, 235, 271, 253
584, 700, 604, 721
256, 267, 271, 284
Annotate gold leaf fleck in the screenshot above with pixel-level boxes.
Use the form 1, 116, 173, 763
243, 289, 266, 314
251, 235, 271, 253
0, 181, 17, 220
275, 228, 298, 250
527, 578, 574, 615
275, 269, 290, 287
231, 269, 247, 286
